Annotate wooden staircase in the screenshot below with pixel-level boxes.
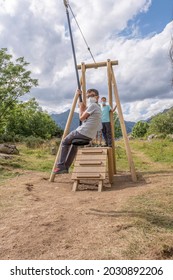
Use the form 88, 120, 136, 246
71, 147, 114, 191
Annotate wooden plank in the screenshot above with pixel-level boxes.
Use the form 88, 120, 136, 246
76, 155, 107, 160
77, 60, 118, 69
75, 173, 100, 178
71, 173, 106, 179
73, 166, 106, 173
74, 161, 105, 166
79, 150, 106, 155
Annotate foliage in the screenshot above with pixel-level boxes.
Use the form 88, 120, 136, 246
131, 121, 149, 138
0, 48, 38, 131
2, 99, 63, 140
113, 112, 122, 138
148, 109, 173, 135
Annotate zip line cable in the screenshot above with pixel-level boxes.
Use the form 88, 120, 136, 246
68, 3, 97, 64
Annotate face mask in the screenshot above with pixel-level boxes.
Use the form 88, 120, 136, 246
87, 97, 97, 106
101, 101, 106, 105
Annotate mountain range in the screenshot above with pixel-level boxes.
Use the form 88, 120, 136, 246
51, 109, 136, 133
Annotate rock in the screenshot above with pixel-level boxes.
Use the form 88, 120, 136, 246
147, 134, 156, 141
0, 153, 13, 159
0, 144, 19, 154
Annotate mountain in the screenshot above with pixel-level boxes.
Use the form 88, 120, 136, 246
125, 121, 136, 133
146, 106, 173, 123
51, 110, 80, 132
51, 110, 136, 133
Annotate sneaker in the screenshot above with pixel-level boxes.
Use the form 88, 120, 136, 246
53, 167, 68, 174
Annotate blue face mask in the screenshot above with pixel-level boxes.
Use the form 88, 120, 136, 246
101, 101, 106, 105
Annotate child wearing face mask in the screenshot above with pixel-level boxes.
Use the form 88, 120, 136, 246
53, 89, 102, 174
101, 97, 117, 147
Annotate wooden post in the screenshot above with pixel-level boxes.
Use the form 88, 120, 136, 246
107, 59, 116, 174
107, 147, 114, 184
49, 91, 79, 182
111, 68, 137, 182
81, 62, 86, 105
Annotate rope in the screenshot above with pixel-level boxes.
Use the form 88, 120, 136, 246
68, 3, 97, 64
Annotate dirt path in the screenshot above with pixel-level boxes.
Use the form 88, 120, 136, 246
1, 164, 173, 260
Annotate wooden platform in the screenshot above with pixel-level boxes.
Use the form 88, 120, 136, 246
71, 147, 114, 192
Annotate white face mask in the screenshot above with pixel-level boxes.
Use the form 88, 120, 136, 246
87, 97, 97, 106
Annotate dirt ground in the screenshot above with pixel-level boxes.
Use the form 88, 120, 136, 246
0, 169, 173, 260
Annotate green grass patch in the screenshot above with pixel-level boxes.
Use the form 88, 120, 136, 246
115, 139, 173, 172
130, 139, 173, 163
0, 143, 55, 182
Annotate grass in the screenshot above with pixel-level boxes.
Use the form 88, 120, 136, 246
117, 175, 173, 259
116, 138, 173, 172
0, 142, 56, 184
130, 139, 173, 163
1, 138, 173, 181
110, 139, 173, 259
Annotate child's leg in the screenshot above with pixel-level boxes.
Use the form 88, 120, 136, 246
106, 122, 112, 147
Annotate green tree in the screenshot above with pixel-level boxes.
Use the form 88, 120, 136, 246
131, 121, 149, 138
148, 110, 173, 135
5, 99, 63, 139
0, 48, 38, 130
113, 111, 122, 138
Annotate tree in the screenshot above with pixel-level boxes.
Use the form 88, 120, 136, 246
131, 121, 149, 138
4, 99, 63, 139
148, 109, 173, 135
0, 48, 38, 130
113, 111, 122, 138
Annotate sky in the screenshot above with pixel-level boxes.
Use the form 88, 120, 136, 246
0, 0, 173, 122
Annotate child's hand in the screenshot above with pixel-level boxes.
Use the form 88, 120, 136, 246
76, 89, 82, 96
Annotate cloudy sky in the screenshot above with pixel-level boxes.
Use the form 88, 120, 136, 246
0, 0, 173, 122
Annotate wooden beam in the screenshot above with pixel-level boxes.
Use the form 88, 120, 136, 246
111, 67, 137, 182
49, 91, 79, 182
107, 59, 116, 174
81, 63, 86, 104
77, 60, 118, 70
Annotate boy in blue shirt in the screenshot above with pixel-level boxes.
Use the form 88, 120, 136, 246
101, 97, 117, 147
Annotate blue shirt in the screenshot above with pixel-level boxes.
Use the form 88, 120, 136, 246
101, 105, 111, 123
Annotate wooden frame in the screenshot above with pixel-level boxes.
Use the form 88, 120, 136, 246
49, 59, 137, 183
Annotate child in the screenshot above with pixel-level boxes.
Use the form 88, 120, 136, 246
101, 97, 117, 147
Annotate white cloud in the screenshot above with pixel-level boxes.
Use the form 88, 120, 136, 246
0, 0, 18, 16
0, 0, 172, 121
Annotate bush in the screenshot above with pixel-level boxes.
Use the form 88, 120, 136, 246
0, 133, 25, 143
25, 136, 45, 148
132, 121, 149, 138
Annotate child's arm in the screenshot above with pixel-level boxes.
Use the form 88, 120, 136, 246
110, 104, 117, 112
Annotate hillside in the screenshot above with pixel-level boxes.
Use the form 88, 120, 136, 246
51, 110, 136, 133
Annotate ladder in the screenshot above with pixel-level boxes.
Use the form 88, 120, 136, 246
71, 147, 114, 192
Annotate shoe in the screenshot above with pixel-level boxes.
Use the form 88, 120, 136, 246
53, 167, 68, 174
